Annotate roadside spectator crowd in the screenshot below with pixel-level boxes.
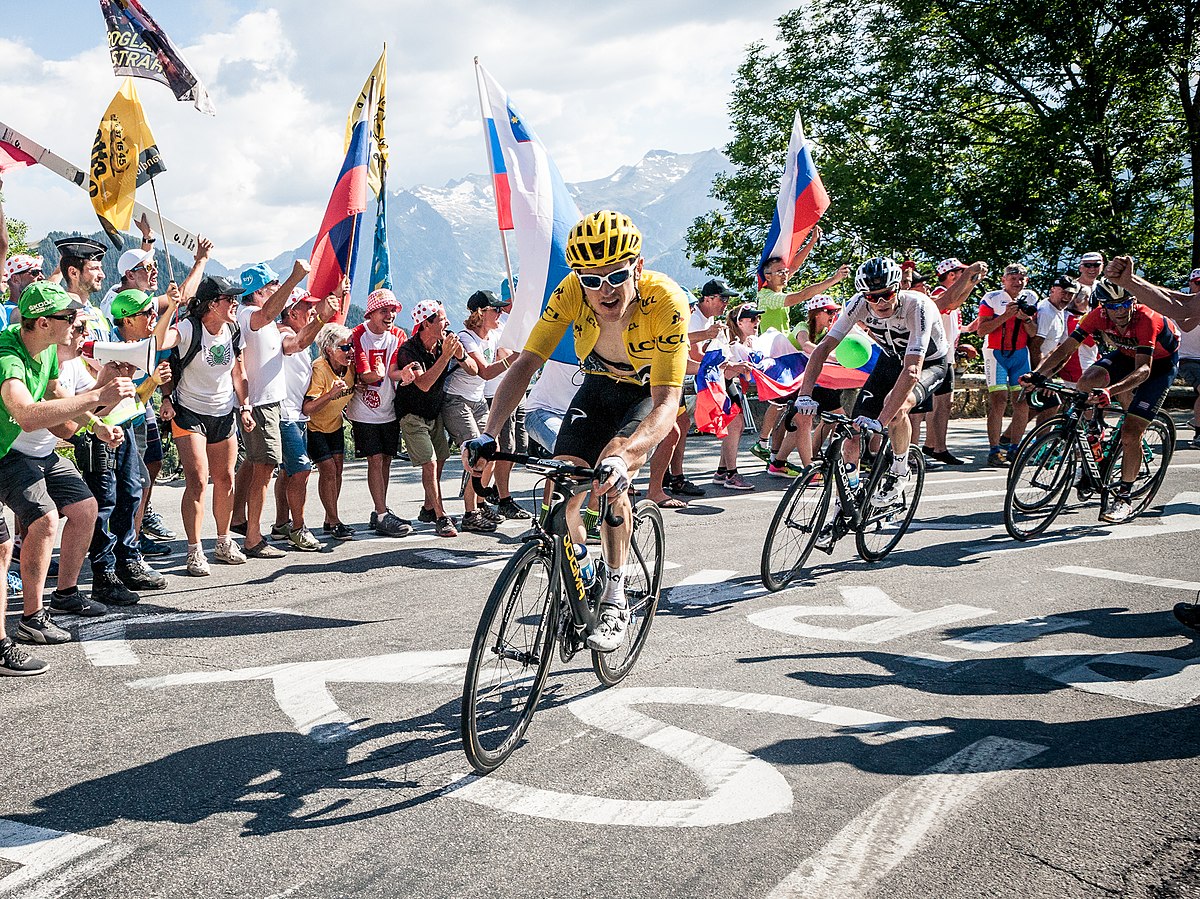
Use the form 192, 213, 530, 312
2, 179, 1198, 678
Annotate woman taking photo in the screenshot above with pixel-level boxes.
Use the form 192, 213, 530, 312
303, 323, 356, 540
711, 303, 760, 491
159, 275, 253, 576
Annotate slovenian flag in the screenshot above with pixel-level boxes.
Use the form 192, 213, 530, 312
476, 62, 579, 365
758, 112, 829, 285
309, 87, 371, 314
746, 343, 879, 399
694, 349, 742, 438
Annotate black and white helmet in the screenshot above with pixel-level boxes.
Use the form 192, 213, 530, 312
855, 256, 903, 294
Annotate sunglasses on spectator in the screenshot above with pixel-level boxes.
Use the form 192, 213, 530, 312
1081, 262, 1101, 268
46, 311, 79, 323
765, 269, 788, 277
131, 263, 157, 273
337, 343, 354, 352
577, 263, 637, 291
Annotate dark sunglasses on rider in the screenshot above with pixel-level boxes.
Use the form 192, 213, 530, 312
1103, 300, 1134, 310
576, 264, 636, 291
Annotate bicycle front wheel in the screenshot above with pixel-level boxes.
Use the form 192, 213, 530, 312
1100, 415, 1175, 517
593, 500, 665, 687
461, 541, 558, 774
1004, 430, 1077, 540
760, 465, 831, 591
856, 445, 925, 562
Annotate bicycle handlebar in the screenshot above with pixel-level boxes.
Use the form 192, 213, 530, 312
468, 451, 625, 528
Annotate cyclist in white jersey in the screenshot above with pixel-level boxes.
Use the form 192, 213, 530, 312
794, 256, 951, 505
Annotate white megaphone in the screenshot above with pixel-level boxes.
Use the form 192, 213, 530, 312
81, 336, 158, 374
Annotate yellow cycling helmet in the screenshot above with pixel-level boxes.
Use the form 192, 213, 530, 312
565, 210, 643, 269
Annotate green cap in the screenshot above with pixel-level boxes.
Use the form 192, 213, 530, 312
18, 281, 84, 319
111, 289, 152, 321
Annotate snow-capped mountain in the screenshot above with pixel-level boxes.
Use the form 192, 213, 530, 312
266, 147, 729, 324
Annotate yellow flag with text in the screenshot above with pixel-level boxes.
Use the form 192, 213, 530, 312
89, 77, 166, 247
345, 46, 387, 197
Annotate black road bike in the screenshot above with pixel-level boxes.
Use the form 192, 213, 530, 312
460, 453, 665, 773
1004, 381, 1176, 540
760, 412, 926, 591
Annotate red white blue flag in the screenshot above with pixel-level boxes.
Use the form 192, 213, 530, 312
476, 61, 579, 365
308, 93, 370, 314
694, 349, 742, 438
758, 112, 829, 283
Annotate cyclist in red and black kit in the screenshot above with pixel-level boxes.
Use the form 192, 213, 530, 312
1022, 278, 1179, 523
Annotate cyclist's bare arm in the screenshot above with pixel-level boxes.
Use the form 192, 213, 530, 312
1027, 335, 1081, 381
796, 333, 839, 399
1107, 255, 1200, 330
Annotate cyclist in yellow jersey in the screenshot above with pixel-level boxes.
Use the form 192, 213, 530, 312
466, 211, 689, 651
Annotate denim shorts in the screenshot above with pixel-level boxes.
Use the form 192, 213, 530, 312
525, 407, 563, 454
279, 420, 313, 475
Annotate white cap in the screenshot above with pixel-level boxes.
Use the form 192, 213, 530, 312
117, 247, 155, 275
1080, 251, 1105, 265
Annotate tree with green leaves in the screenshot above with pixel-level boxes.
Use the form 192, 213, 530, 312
688, 0, 1198, 293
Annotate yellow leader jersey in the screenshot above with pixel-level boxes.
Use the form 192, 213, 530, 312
524, 270, 690, 388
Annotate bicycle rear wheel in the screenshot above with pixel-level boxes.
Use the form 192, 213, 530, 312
760, 465, 831, 591
1007, 414, 1067, 485
593, 500, 665, 686
856, 445, 925, 562
1004, 430, 1077, 540
461, 541, 558, 774
1100, 415, 1175, 517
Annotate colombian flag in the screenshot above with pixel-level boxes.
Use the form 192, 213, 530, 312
694, 349, 742, 438
758, 111, 829, 285
309, 92, 371, 315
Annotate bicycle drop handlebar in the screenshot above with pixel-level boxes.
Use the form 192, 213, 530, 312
468, 450, 625, 528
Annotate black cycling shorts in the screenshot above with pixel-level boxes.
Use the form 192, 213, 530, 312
811, 384, 844, 413
1092, 352, 1179, 422
852, 353, 950, 420
554, 374, 654, 467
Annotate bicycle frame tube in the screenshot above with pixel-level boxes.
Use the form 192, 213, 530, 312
544, 485, 601, 635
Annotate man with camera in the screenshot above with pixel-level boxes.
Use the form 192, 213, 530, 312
977, 263, 1039, 465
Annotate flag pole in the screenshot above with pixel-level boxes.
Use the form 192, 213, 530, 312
147, 177, 175, 285
473, 57, 515, 294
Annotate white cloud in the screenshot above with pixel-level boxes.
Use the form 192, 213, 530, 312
1, 1, 789, 265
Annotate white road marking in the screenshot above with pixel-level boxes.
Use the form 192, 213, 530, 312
1052, 565, 1200, 593
75, 608, 290, 667
664, 569, 743, 607
766, 736, 1046, 898
962, 491, 1200, 558
924, 474, 1007, 485
920, 490, 1007, 503
0, 818, 132, 899
1026, 651, 1200, 708
941, 614, 1086, 653
128, 649, 471, 742
748, 586, 992, 644
447, 687, 949, 828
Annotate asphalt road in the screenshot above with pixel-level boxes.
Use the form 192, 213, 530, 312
3, 415, 1199, 899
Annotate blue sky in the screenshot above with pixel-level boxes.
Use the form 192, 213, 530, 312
2, 1, 791, 263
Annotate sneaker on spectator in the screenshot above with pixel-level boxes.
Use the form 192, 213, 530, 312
141, 507, 176, 541
750, 441, 771, 463
215, 541, 249, 565
91, 571, 138, 607
1172, 602, 1200, 632
723, 471, 755, 491
139, 536, 172, 557
371, 509, 412, 530
269, 523, 292, 541
288, 527, 322, 552
586, 604, 628, 652
712, 469, 730, 485
186, 549, 211, 577
0, 637, 48, 676
117, 559, 167, 591
323, 522, 355, 540
986, 449, 1008, 467
243, 539, 286, 559
478, 502, 505, 524
16, 608, 71, 645
6, 570, 22, 598
666, 474, 705, 497
929, 449, 967, 465
49, 587, 110, 616
417, 507, 438, 524
435, 516, 458, 538
767, 460, 803, 478
461, 510, 498, 533
497, 497, 533, 520
376, 511, 413, 538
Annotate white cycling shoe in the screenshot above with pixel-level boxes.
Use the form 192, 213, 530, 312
871, 471, 911, 507
586, 604, 629, 652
